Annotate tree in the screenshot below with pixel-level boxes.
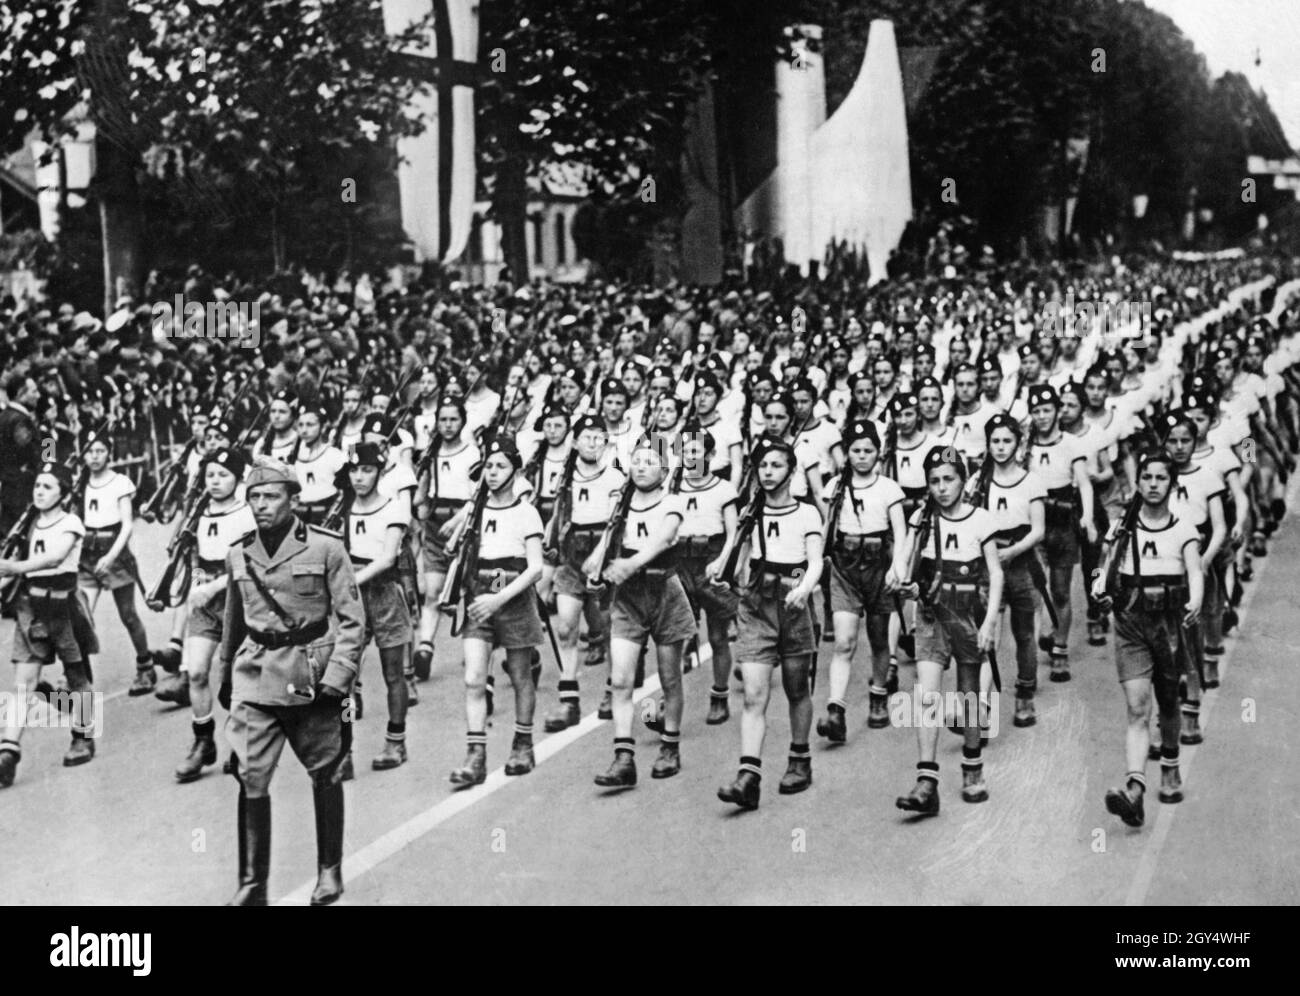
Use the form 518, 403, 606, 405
1, 0, 434, 310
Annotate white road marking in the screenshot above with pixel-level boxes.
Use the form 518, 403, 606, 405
274, 661, 685, 905
1124, 474, 1298, 906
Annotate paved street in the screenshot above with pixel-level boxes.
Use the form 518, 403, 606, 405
4, 486, 1299, 907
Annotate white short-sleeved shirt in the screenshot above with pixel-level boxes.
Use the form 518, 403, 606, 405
424, 441, 480, 503
795, 419, 842, 476
379, 463, 419, 502
347, 496, 410, 562
28, 511, 85, 577
893, 435, 941, 491
1027, 432, 1085, 490
622, 493, 686, 557
1114, 513, 1198, 577
910, 505, 996, 565
751, 500, 823, 568
950, 402, 1002, 460
677, 477, 739, 538
570, 462, 626, 527
984, 470, 1047, 535
837, 475, 904, 535
268, 432, 300, 463
197, 501, 256, 563
479, 498, 544, 560
1169, 464, 1226, 528
83, 472, 136, 529
296, 446, 348, 504
699, 416, 742, 475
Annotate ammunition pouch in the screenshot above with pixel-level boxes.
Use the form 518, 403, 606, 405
678, 534, 724, 562
82, 525, 122, 558
1117, 576, 1187, 615
831, 531, 890, 573
933, 580, 984, 615
561, 523, 602, 565
474, 557, 526, 595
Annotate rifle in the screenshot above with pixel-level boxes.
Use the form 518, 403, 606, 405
718, 486, 765, 587
144, 374, 254, 523
330, 354, 374, 449
1099, 488, 1144, 606
433, 338, 539, 623
0, 505, 39, 609
542, 443, 580, 561
901, 494, 940, 607
146, 492, 211, 610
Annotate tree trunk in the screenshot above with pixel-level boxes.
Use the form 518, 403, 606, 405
96, 133, 143, 317
495, 142, 529, 288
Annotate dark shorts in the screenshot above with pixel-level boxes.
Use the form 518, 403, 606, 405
361, 576, 413, 650
78, 530, 139, 591
189, 586, 228, 642
226, 698, 351, 797
1042, 520, 1080, 566
1114, 606, 1184, 684
462, 587, 544, 650
828, 561, 891, 617
554, 562, 595, 601
999, 554, 1038, 612
421, 524, 454, 574
733, 574, 816, 667
611, 574, 697, 646
677, 556, 739, 622
913, 588, 985, 668
11, 589, 82, 666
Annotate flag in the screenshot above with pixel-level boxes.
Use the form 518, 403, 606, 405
382, 0, 480, 263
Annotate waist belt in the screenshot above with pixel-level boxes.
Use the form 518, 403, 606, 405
679, 534, 724, 559
197, 557, 226, 573
479, 557, 527, 572
247, 617, 330, 649
750, 561, 805, 579
1045, 486, 1077, 517
1117, 575, 1188, 613
85, 525, 121, 539
24, 573, 77, 595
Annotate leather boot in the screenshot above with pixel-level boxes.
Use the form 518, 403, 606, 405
1158, 764, 1183, 804
152, 644, 182, 674
650, 741, 681, 779
1049, 647, 1070, 682
154, 672, 190, 706
1087, 618, 1106, 646
175, 723, 218, 782
1104, 783, 1145, 827
717, 769, 760, 810
504, 733, 535, 776
961, 763, 989, 803
583, 641, 606, 668
1179, 706, 1203, 745
62, 732, 95, 767
1203, 656, 1221, 689
778, 755, 812, 794
593, 749, 636, 788
413, 644, 433, 681
706, 691, 730, 725
227, 792, 271, 906
1037, 634, 1055, 654
449, 742, 487, 788
895, 776, 940, 816
128, 666, 157, 697
544, 699, 581, 732
310, 781, 345, 906
0, 740, 20, 789
597, 686, 613, 721
867, 691, 890, 729
816, 704, 847, 743
1013, 695, 1036, 728
885, 660, 899, 696
371, 738, 407, 771
1250, 534, 1267, 558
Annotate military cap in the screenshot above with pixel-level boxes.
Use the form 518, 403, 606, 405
486, 437, 523, 469
1027, 384, 1061, 409
204, 447, 248, 480
349, 442, 386, 469
245, 456, 301, 493
844, 420, 880, 448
